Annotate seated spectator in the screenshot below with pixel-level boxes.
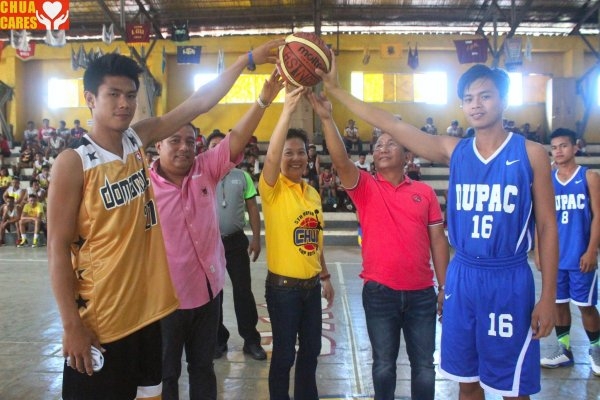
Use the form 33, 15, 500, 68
69, 119, 88, 148
56, 120, 70, 144
354, 152, 371, 172
343, 119, 363, 153
195, 131, 207, 154
17, 193, 44, 247
38, 118, 55, 147
32, 152, 50, 177
421, 117, 438, 135
463, 127, 475, 138
319, 166, 336, 201
0, 196, 21, 246
446, 120, 464, 137
37, 165, 50, 190
576, 137, 588, 156
46, 130, 66, 159
27, 179, 46, 204
405, 150, 421, 181
15, 142, 34, 177
3, 176, 26, 205
303, 144, 320, 190
0, 133, 10, 167
0, 166, 10, 203
245, 134, 260, 158
23, 120, 40, 149
369, 127, 382, 153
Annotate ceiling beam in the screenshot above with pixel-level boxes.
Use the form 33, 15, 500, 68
134, 0, 164, 39
569, 0, 600, 35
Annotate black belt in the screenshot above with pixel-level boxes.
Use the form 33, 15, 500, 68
221, 230, 245, 241
266, 271, 320, 289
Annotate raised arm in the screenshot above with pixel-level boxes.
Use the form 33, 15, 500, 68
134, 39, 285, 147
261, 85, 307, 186
316, 51, 458, 164
527, 141, 558, 339
47, 150, 103, 376
227, 69, 284, 161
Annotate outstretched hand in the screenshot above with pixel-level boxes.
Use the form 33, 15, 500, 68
259, 69, 285, 105
315, 49, 340, 90
251, 39, 286, 65
306, 91, 333, 121
282, 85, 308, 114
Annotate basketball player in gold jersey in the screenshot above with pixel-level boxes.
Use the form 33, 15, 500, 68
47, 40, 282, 400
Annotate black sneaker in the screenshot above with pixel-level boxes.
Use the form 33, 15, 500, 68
243, 342, 267, 360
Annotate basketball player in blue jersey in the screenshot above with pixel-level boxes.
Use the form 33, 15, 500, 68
316, 59, 558, 399
538, 128, 600, 375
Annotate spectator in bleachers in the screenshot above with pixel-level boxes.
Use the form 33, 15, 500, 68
3, 176, 26, 205
0, 166, 10, 204
405, 150, 421, 181
37, 165, 50, 190
354, 152, 371, 172
46, 130, 66, 159
370, 127, 382, 153
32, 152, 50, 177
23, 121, 40, 148
343, 119, 363, 153
17, 193, 44, 247
303, 143, 320, 190
38, 118, 55, 147
15, 142, 34, 177
0, 133, 11, 167
243, 152, 261, 183
56, 120, 70, 144
319, 165, 335, 202
446, 120, 464, 138
421, 116, 438, 135
0, 196, 21, 246
68, 119, 87, 148
27, 179, 47, 204
245, 134, 260, 158
576, 137, 588, 156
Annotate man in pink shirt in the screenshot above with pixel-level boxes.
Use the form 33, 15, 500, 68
150, 71, 283, 400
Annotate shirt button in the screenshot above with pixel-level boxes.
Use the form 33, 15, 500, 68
210, 265, 215, 273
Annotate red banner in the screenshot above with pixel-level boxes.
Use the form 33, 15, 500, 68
16, 41, 36, 60
454, 39, 488, 64
125, 22, 150, 43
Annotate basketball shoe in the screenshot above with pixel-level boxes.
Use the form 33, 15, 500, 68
17, 238, 28, 247
590, 346, 600, 376
541, 343, 574, 368
32, 238, 39, 247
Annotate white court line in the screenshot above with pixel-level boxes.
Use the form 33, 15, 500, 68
336, 261, 364, 394
0, 258, 48, 263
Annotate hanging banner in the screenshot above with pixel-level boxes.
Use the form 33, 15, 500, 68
407, 43, 419, 70
454, 39, 488, 64
16, 40, 36, 60
125, 22, 150, 43
380, 43, 402, 59
504, 37, 523, 70
177, 46, 201, 64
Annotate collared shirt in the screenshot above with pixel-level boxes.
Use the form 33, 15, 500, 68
347, 170, 443, 290
259, 173, 324, 279
150, 135, 242, 309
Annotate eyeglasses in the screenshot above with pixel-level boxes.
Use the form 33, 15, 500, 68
373, 141, 400, 152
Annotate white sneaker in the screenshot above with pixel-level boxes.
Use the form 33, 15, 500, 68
589, 346, 600, 376
541, 343, 574, 368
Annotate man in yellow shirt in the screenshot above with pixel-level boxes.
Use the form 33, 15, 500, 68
17, 193, 44, 247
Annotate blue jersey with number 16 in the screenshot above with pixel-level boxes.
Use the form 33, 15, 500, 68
447, 133, 534, 259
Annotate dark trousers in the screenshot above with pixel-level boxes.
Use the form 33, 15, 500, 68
161, 293, 221, 400
217, 231, 261, 346
266, 282, 322, 400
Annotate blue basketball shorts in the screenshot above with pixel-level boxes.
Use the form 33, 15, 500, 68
556, 268, 598, 306
439, 254, 540, 397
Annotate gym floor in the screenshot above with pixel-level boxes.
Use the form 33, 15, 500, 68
0, 246, 598, 399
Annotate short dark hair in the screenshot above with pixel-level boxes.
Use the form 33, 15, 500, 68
457, 64, 510, 101
206, 130, 226, 146
550, 128, 577, 145
286, 128, 308, 150
84, 53, 143, 95
74, 119, 80, 124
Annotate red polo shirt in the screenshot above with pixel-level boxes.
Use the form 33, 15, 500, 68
347, 171, 443, 290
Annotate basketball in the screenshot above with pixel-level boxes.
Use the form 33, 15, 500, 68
278, 33, 332, 87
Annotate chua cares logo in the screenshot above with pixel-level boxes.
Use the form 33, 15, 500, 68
0, 0, 70, 30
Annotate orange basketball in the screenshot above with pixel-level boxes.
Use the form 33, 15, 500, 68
278, 33, 332, 87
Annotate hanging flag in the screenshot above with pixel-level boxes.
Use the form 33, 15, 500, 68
125, 22, 151, 44
102, 24, 114, 45
77, 44, 88, 69
504, 37, 522, 71
71, 46, 78, 70
217, 49, 225, 74
16, 41, 36, 60
45, 30, 66, 47
454, 39, 488, 64
407, 43, 419, 70
171, 24, 190, 42
162, 46, 167, 74
362, 47, 370, 65
10, 30, 30, 52
524, 36, 533, 62
380, 43, 402, 58
177, 46, 201, 64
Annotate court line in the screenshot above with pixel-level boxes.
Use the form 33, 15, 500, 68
336, 261, 364, 394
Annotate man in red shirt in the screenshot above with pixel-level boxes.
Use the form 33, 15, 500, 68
308, 92, 448, 400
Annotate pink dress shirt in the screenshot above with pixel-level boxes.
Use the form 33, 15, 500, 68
150, 135, 242, 309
